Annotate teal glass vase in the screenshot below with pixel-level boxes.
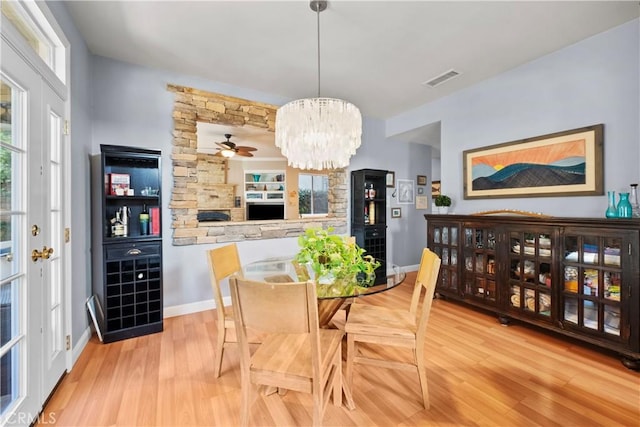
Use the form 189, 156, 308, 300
617, 192, 632, 218
605, 191, 618, 218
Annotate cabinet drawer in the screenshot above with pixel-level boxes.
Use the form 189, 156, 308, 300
106, 243, 161, 260
365, 228, 385, 239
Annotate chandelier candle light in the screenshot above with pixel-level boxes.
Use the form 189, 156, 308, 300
275, 0, 362, 170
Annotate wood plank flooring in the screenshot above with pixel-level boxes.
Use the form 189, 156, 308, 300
39, 272, 640, 426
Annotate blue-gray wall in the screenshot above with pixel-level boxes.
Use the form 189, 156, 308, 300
388, 19, 640, 217
50, 0, 639, 349
89, 56, 426, 309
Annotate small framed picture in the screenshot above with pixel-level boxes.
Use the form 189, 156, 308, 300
386, 171, 395, 188
417, 175, 427, 186
417, 187, 424, 195
391, 207, 402, 218
416, 195, 429, 210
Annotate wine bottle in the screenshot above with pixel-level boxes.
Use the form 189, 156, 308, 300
139, 203, 150, 235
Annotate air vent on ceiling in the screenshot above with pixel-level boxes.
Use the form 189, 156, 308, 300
422, 69, 461, 88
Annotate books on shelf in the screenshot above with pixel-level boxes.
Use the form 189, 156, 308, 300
150, 207, 160, 235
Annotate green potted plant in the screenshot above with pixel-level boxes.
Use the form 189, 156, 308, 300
294, 227, 380, 297
434, 194, 452, 214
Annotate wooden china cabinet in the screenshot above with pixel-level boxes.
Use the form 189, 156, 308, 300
425, 213, 640, 370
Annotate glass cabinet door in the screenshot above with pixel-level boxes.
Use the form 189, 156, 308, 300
561, 229, 628, 343
430, 222, 459, 296
507, 229, 554, 322
462, 224, 497, 306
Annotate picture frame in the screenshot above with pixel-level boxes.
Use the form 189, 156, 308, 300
417, 187, 424, 195
397, 179, 415, 204
431, 180, 441, 197
417, 175, 427, 186
416, 195, 429, 210
386, 171, 395, 188
391, 207, 402, 218
463, 124, 604, 199
86, 295, 104, 342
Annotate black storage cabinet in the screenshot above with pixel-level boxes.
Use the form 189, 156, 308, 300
351, 169, 388, 285
91, 145, 163, 343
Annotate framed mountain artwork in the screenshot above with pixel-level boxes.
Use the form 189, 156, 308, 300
463, 124, 603, 199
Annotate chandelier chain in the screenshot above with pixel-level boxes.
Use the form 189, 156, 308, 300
316, 3, 321, 98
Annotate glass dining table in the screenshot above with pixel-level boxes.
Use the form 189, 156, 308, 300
241, 256, 406, 328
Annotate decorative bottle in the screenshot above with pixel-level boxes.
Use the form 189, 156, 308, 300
617, 192, 632, 218
630, 184, 640, 218
368, 201, 376, 225
139, 203, 150, 235
363, 206, 369, 223
605, 191, 618, 218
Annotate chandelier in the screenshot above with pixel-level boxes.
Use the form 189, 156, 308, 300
275, 0, 362, 170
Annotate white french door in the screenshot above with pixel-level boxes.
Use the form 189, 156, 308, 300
1, 35, 66, 426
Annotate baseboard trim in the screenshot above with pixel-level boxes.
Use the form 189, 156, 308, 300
163, 296, 232, 318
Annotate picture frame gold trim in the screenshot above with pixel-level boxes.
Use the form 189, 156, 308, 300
463, 124, 604, 199
417, 175, 427, 186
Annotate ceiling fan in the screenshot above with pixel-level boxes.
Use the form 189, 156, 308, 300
215, 133, 257, 158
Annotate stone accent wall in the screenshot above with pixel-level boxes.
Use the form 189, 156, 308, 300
168, 84, 348, 246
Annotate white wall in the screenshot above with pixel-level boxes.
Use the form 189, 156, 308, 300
388, 19, 640, 217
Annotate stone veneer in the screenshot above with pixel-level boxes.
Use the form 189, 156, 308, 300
167, 84, 348, 245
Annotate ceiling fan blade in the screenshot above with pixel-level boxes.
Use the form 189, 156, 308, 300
215, 141, 233, 150
236, 151, 254, 157
235, 146, 257, 152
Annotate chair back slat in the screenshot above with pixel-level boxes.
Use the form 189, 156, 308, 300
230, 277, 317, 335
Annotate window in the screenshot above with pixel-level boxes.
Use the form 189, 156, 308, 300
298, 174, 328, 216
1, 0, 67, 84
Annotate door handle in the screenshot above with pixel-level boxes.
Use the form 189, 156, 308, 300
32, 246, 54, 262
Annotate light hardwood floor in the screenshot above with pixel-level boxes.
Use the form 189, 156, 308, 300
39, 272, 640, 426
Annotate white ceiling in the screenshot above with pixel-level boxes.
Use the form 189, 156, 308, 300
65, 0, 638, 144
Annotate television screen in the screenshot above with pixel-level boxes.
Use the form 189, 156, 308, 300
247, 203, 284, 220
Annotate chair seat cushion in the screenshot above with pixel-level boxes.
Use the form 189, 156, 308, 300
345, 304, 417, 339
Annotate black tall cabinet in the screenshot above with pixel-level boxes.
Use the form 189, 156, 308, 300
351, 169, 388, 285
91, 145, 163, 343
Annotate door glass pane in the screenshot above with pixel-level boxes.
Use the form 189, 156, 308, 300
0, 74, 27, 419
604, 305, 620, 336
583, 300, 597, 330
604, 271, 621, 301
48, 111, 63, 356
1, 279, 21, 415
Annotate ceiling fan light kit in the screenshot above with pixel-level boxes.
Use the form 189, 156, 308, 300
275, 0, 362, 170
215, 133, 256, 158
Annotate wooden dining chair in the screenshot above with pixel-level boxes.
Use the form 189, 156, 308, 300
206, 243, 243, 378
345, 248, 441, 409
229, 276, 344, 427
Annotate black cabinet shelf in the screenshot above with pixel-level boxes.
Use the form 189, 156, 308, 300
91, 145, 163, 343
351, 169, 388, 285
